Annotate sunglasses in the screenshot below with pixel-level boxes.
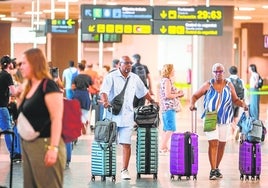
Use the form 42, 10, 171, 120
213, 70, 224, 74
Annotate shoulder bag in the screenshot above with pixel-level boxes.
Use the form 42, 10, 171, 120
109, 77, 130, 115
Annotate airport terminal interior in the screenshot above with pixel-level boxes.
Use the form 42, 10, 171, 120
1, 0, 268, 188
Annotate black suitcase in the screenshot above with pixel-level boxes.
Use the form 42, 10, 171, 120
0, 130, 15, 188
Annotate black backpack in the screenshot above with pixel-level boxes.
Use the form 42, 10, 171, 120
230, 78, 244, 99
134, 65, 147, 87
257, 75, 263, 89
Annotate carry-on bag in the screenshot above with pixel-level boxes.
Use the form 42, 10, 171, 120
136, 127, 158, 179
134, 104, 160, 128
170, 110, 198, 180
91, 141, 116, 182
239, 141, 261, 181
91, 107, 117, 182
0, 130, 15, 188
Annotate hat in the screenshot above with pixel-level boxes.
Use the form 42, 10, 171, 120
0, 55, 16, 66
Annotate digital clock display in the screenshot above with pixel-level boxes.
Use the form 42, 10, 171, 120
197, 10, 222, 20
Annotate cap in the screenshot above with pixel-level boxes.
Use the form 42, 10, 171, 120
0, 55, 16, 66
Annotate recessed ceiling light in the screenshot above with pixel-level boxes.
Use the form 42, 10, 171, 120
237, 7, 255, 11
262, 5, 268, 9
43, 9, 66, 13
0, 14, 6, 18
167, 1, 188, 5
234, 16, 252, 20
1, 17, 18, 21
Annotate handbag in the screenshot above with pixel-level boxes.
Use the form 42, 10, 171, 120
203, 111, 218, 132
203, 86, 222, 132
237, 112, 263, 143
94, 113, 117, 150
43, 79, 83, 143
109, 77, 130, 115
17, 112, 40, 141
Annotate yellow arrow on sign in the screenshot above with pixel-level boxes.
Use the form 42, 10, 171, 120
160, 10, 168, 19
160, 25, 167, 33
67, 19, 75, 26
88, 25, 96, 32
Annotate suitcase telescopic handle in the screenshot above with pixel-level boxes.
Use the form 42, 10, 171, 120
191, 108, 197, 133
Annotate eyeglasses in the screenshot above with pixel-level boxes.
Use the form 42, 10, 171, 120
213, 70, 224, 74
121, 61, 133, 65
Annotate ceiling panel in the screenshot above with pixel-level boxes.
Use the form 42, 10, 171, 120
0, 0, 267, 28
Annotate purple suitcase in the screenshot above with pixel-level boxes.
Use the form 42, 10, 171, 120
239, 141, 261, 180
170, 111, 198, 180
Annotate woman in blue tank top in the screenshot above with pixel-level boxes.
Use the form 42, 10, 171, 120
189, 63, 248, 180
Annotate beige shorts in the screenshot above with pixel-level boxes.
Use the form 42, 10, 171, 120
204, 123, 231, 142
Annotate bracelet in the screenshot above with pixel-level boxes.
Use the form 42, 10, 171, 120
47, 145, 59, 152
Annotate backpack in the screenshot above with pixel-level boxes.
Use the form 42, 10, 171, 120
134, 65, 147, 87
230, 77, 244, 99
43, 79, 83, 143
257, 75, 263, 89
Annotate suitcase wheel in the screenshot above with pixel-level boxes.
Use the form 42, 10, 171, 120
251, 176, 255, 181
256, 175, 260, 180
170, 175, 174, 180
186, 176, 190, 180
112, 175, 116, 182
137, 173, 141, 179
153, 173, 157, 180
178, 176, 182, 181
101, 176, 106, 181
240, 174, 244, 181
193, 175, 197, 180
91, 175, 95, 182
245, 175, 249, 181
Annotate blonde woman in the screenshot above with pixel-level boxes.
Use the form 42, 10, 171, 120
18, 48, 66, 188
159, 64, 184, 154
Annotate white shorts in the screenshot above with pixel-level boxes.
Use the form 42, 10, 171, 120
117, 126, 133, 144
205, 123, 231, 142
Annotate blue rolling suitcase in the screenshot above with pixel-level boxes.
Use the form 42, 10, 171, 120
136, 127, 158, 179
91, 141, 116, 182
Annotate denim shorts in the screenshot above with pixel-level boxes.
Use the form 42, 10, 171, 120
162, 109, 176, 132
117, 126, 133, 144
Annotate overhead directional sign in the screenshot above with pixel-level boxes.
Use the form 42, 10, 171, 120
80, 5, 223, 36
81, 20, 152, 34
81, 5, 153, 20
153, 6, 223, 21
154, 20, 222, 36
46, 19, 76, 34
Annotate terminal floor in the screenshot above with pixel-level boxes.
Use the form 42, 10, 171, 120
1, 104, 268, 188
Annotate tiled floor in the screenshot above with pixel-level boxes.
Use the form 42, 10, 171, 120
1, 103, 268, 188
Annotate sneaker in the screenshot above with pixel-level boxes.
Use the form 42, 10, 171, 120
121, 169, 131, 180
209, 169, 217, 180
215, 168, 223, 178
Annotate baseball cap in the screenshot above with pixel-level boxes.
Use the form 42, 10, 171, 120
0, 55, 16, 66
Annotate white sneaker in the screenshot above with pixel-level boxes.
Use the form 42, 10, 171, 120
121, 169, 131, 180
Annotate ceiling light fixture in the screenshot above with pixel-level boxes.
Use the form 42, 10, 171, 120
1, 17, 18, 21
43, 9, 66, 13
167, 1, 188, 5
234, 16, 252, 20
0, 14, 6, 18
237, 7, 255, 11
262, 5, 268, 9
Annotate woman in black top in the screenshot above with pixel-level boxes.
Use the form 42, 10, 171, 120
17, 48, 66, 188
